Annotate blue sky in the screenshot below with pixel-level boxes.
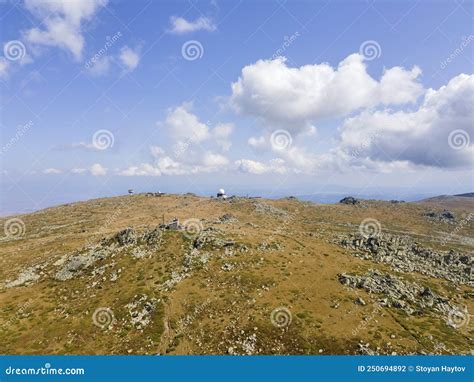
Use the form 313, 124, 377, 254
0, 0, 473, 215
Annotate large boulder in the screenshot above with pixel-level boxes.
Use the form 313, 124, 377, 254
114, 227, 137, 246
339, 196, 360, 205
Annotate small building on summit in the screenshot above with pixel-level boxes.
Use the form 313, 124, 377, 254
217, 188, 227, 199
160, 217, 181, 230
168, 218, 180, 230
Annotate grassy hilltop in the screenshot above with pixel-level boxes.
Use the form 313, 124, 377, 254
0, 194, 472, 355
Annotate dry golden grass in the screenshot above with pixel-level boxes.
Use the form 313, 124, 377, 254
0, 194, 472, 355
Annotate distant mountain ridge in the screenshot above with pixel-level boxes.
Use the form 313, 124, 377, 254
419, 192, 474, 202
454, 192, 474, 198
416, 192, 474, 210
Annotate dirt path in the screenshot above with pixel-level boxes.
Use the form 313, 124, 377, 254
158, 301, 172, 354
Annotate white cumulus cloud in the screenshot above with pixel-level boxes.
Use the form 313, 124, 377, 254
163, 103, 210, 143
90, 163, 107, 176
168, 16, 216, 34
87, 55, 111, 76
0, 58, 9, 78
230, 54, 423, 134
235, 158, 287, 174
119, 46, 140, 71
213, 123, 233, 151
43, 168, 62, 174
337, 73, 474, 169
23, 0, 108, 61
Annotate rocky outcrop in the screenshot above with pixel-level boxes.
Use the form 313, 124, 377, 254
339, 196, 360, 205
54, 226, 164, 282
424, 209, 456, 223
253, 201, 288, 217
114, 227, 137, 246
338, 269, 454, 316
126, 294, 159, 330
193, 228, 234, 249
217, 214, 238, 224
5, 265, 44, 288
338, 233, 472, 285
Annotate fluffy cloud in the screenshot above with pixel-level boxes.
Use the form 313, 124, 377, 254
120, 106, 234, 177
87, 55, 111, 76
163, 103, 210, 143
119, 163, 161, 177
230, 54, 423, 133
0, 58, 9, 78
168, 16, 216, 34
90, 163, 107, 176
248, 136, 266, 150
71, 168, 86, 174
119, 150, 229, 177
23, 0, 108, 61
119, 46, 140, 71
213, 123, 233, 151
43, 168, 62, 174
337, 73, 474, 169
235, 158, 287, 174
70, 164, 108, 175
201, 152, 229, 168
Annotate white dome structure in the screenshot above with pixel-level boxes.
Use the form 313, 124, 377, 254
217, 188, 227, 198
218, 188, 225, 195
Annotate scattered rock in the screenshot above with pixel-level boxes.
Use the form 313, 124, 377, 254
338, 233, 472, 285
54, 248, 108, 281
358, 343, 375, 355
338, 269, 455, 317
145, 192, 164, 197
193, 228, 234, 249
141, 227, 162, 245
424, 209, 456, 223
114, 228, 137, 246
5, 265, 43, 288
258, 241, 282, 251
253, 201, 288, 217
339, 196, 360, 205
355, 297, 366, 306
126, 294, 159, 329
217, 214, 238, 224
